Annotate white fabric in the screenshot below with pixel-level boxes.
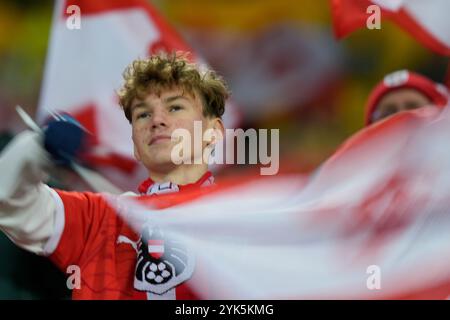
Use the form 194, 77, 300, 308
0, 131, 57, 255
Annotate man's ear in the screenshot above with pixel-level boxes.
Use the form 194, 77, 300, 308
208, 117, 225, 146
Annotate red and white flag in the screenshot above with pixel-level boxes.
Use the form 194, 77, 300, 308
108, 105, 450, 299
330, 0, 450, 56
38, 0, 240, 188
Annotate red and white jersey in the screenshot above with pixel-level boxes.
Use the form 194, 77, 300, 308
48, 171, 215, 300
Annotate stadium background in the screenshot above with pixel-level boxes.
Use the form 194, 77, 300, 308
0, 0, 448, 298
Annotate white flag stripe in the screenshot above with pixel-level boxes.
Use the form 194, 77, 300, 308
148, 245, 164, 253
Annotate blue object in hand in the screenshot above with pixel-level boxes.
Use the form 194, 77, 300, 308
43, 113, 89, 166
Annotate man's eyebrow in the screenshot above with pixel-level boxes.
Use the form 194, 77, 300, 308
130, 95, 191, 113
163, 95, 191, 103
130, 102, 148, 113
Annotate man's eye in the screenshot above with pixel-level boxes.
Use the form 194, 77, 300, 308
170, 105, 183, 112
137, 112, 150, 119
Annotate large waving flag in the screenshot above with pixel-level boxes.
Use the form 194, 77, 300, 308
38, 0, 239, 187
330, 0, 450, 56
106, 105, 450, 299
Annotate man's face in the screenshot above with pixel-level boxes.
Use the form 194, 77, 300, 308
372, 88, 432, 123
131, 87, 220, 172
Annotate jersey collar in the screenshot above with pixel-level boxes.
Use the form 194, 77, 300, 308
137, 171, 214, 195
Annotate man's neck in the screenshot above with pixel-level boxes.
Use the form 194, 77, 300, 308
147, 164, 209, 185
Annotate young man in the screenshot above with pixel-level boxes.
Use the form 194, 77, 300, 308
365, 70, 449, 125
0, 52, 228, 299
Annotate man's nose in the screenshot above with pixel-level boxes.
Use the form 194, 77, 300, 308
150, 109, 168, 129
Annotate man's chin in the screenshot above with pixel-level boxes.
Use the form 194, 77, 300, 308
143, 157, 177, 172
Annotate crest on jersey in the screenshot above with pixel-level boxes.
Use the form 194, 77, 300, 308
133, 223, 195, 294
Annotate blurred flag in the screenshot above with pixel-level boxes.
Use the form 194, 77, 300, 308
330, 0, 450, 56
108, 105, 450, 299
184, 24, 342, 120
38, 0, 240, 189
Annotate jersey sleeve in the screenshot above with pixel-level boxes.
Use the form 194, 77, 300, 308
48, 189, 113, 271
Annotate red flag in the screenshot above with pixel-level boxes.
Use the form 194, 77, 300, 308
330, 0, 450, 56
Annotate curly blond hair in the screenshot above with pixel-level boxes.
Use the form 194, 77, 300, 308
117, 52, 229, 123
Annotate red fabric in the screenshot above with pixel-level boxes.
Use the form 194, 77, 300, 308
49, 175, 215, 300
330, 0, 376, 39
330, 0, 450, 56
63, 0, 146, 17
364, 70, 448, 125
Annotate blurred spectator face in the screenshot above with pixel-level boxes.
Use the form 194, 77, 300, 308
371, 88, 432, 123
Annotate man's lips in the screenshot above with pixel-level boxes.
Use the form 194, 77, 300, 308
149, 135, 171, 145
